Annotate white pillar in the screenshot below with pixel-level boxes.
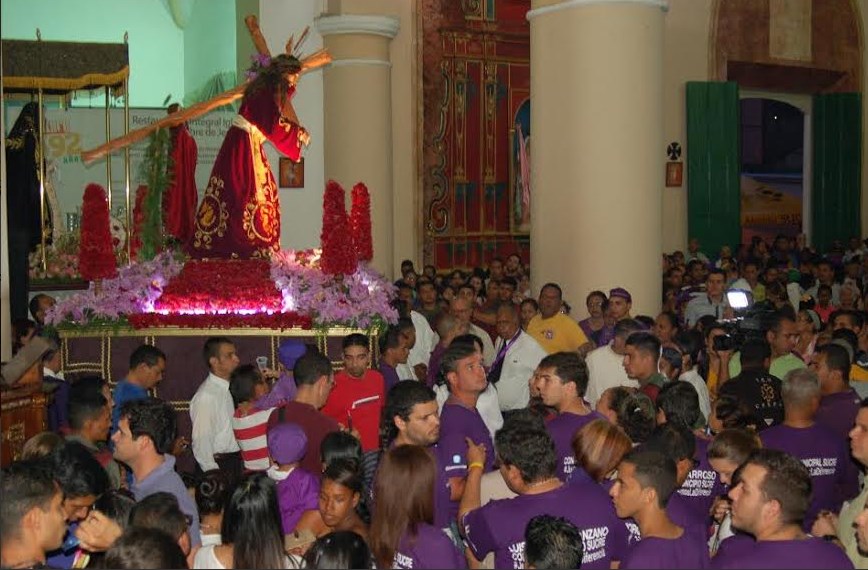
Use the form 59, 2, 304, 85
529, 0, 667, 315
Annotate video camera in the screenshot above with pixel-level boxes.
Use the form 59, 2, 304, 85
711, 290, 776, 352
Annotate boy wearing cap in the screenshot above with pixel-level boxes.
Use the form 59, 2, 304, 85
596, 288, 633, 346
267, 423, 320, 533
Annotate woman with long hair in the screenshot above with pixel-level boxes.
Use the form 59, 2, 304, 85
369, 445, 465, 569
293, 458, 369, 543
192, 472, 291, 569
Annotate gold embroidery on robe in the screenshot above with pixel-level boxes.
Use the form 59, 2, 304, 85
193, 176, 229, 250
242, 137, 279, 244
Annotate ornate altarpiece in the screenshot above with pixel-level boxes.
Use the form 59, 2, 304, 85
421, 0, 531, 270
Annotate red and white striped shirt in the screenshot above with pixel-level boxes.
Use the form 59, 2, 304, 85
232, 406, 275, 472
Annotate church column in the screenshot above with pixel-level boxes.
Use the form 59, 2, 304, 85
315, 14, 400, 278
529, 0, 666, 315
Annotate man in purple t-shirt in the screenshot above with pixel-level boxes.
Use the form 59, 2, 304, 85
714, 448, 853, 569
537, 351, 605, 481
438, 342, 496, 524
379, 381, 454, 530
459, 415, 627, 569
812, 343, 862, 441
759, 368, 851, 529
657, 382, 724, 519
644, 424, 711, 538
610, 448, 710, 568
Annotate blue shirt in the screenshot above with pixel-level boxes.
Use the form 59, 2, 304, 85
111, 380, 148, 434
131, 454, 201, 547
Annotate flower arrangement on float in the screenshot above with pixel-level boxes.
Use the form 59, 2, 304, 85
45, 178, 397, 332
45, 250, 185, 328
270, 249, 397, 330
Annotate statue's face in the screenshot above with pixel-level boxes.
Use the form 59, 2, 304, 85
286, 72, 299, 87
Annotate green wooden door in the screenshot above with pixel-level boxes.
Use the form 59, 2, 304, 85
686, 81, 741, 255
812, 93, 861, 252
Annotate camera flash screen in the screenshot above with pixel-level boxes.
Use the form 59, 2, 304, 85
726, 290, 750, 310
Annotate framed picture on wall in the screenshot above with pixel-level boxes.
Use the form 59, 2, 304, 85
279, 157, 305, 188
666, 161, 683, 187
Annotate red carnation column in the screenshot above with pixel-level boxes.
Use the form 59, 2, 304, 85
79, 183, 118, 281
350, 182, 373, 263
320, 180, 357, 276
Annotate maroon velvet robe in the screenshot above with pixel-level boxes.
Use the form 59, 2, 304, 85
163, 123, 198, 244
189, 86, 303, 259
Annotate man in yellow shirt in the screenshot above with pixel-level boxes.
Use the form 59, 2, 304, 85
526, 283, 592, 355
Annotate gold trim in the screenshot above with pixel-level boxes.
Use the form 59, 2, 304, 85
2, 67, 130, 93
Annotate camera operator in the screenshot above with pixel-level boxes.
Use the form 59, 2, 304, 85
685, 269, 731, 328
701, 323, 734, 399
727, 311, 806, 380
717, 339, 784, 431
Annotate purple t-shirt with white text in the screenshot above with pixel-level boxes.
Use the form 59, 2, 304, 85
620, 532, 711, 569
678, 437, 723, 520
546, 409, 606, 481
710, 537, 854, 569
760, 423, 849, 529
438, 401, 495, 523
393, 523, 467, 569
462, 481, 628, 569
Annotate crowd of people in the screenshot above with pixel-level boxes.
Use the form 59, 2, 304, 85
4, 234, 868, 569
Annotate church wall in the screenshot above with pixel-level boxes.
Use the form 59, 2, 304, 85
661, 0, 713, 253
183, 0, 237, 106
0, 0, 185, 108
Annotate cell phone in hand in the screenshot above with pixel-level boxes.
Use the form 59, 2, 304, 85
256, 356, 269, 371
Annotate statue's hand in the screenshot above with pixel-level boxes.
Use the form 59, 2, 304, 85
298, 128, 311, 147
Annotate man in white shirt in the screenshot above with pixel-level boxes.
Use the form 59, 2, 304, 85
490, 304, 546, 412
807, 259, 842, 306
585, 318, 643, 407
397, 308, 439, 382
190, 336, 241, 480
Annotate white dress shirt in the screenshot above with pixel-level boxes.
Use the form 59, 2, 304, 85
190, 372, 239, 471
585, 344, 639, 407
678, 368, 712, 425
397, 310, 438, 381
492, 330, 547, 411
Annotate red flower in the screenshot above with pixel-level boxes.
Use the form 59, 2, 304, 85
320, 180, 357, 276
155, 259, 283, 314
350, 182, 373, 262
79, 183, 117, 281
